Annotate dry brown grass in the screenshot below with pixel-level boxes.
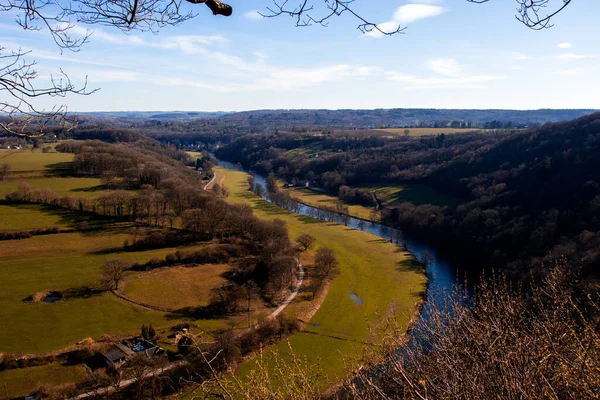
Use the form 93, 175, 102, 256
343, 263, 600, 400
122, 264, 231, 310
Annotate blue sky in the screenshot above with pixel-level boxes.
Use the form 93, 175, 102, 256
1, 0, 599, 111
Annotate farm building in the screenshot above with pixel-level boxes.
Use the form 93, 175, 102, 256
101, 338, 162, 366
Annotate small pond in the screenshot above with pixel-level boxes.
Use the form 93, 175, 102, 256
349, 292, 363, 305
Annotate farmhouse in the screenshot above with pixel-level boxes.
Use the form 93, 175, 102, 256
101, 338, 162, 366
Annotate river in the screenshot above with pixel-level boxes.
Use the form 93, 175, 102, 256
216, 158, 459, 334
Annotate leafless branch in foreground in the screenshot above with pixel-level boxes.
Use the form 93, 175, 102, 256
260, 0, 405, 36
468, 0, 574, 30
0, 47, 96, 137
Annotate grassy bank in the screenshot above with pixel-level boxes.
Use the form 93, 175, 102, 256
215, 168, 426, 385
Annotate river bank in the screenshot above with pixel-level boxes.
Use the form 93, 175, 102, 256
211, 166, 427, 386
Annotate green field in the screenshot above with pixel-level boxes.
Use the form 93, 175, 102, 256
0, 151, 229, 357
0, 148, 111, 199
0, 149, 73, 172
0, 226, 221, 354
0, 176, 109, 198
359, 183, 459, 208
0, 362, 87, 398
285, 186, 376, 221
211, 168, 426, 385
283, 181, 457, 224
0, 204, 73, 231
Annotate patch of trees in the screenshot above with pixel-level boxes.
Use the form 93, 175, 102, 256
338, 185, 376, 207
0, 226, 62, 240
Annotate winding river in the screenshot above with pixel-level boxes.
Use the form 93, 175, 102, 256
216, 159, 460, 333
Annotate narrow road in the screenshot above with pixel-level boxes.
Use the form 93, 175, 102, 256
269, 258, 304, 319
203, 173, 217, 190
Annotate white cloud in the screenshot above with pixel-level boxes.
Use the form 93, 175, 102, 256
427, 58, 463, 77
554, 68, 585, 76
86, 70, 140, 82
510, 52, 531, 61
150, 64, 377, 93
243, 10, 263, 20
556, 53, 598, 60
65, 25, 229, 52
366, 3, 446, 38
393, 4, 446, 24
385, 71, 503, 89
386, 58, 504, 89
558, 42, 573, 49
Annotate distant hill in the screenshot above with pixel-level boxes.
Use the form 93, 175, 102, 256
217, 108, 597, 128
79, 111, 233, 120
77, 109, 597, 128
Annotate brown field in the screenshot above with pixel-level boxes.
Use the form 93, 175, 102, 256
376, 127, 481, 136
122, 264, 230, 310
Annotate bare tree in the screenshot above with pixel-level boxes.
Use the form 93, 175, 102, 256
296, 233, 316, 251
0, 163, 10, 181
0, 46, 94, 137
468, 0, 573, 30
310, 247, 339, 298
101, 258, 130, 290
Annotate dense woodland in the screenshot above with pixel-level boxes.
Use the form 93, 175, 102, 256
214, 113, 600, 291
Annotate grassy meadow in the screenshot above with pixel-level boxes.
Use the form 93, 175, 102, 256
0, 148, 110, 199
0, 224, 214, 354
285, 186, 376, 221
0, 149, 73, 172
122, 264, 230, 310
359, 182, 460, 208
0, 149, 233, 357
212, 168, 426, 384
0, 362, 87, 398
282, 181, 458, 223
0, 204, 73, 231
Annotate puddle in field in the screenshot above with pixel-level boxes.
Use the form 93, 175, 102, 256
44, 295, 61, 303
24, 290, 64, 303
349, 292, 363, 305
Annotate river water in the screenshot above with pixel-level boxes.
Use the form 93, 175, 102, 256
216, 159, 458, 332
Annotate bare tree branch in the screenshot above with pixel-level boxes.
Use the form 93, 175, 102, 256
468, 0, 574, 30
260, 0, 405, 36
0, 0, 234, 137
0, 46, 96, 136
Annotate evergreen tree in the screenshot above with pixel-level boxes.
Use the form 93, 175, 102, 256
141, 324, 149, 340
148, 324, 156, 340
